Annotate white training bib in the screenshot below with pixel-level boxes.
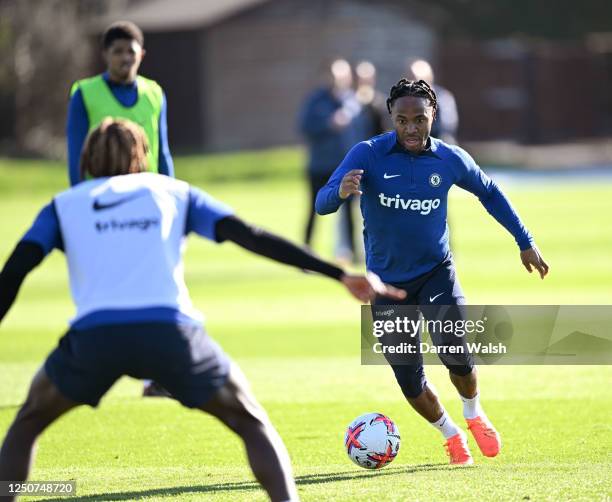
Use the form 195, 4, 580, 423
53, 172, 202, 324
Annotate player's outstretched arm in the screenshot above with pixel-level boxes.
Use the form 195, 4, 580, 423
520, 246, 549, 279
0, 242, 45, 324
340, 271, 406, 303
453, 146, 550, 280
215, 216, 405, 303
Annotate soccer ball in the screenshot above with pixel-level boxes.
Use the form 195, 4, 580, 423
344, 412, 400, 469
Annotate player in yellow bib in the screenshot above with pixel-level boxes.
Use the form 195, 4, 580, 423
66, 21, 174, 186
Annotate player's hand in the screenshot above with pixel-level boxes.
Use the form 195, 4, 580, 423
339, 169, 363, 199
340, 272, 407, 303
520, 246, 549, 279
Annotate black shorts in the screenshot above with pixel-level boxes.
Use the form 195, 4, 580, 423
373, 259, 474, 397
44, 322, 230, 408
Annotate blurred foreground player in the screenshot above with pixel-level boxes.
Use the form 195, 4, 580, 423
316, 79, 549, 465
0, 119, 404, 502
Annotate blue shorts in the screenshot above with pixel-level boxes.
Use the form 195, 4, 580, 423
44, 322, 231, 408
373, 259, 474, 398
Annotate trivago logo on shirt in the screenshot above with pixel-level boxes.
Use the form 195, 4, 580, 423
378, 193, 441, 215
95, 218, 160, 233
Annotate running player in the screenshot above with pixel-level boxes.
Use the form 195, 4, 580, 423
316, 79, 549, 465
0, 119, 404, 502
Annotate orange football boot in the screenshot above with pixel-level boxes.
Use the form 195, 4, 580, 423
444, 432, 473, 465
466, 416, 501, 457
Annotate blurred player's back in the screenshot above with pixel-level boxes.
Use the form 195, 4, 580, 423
54, 173, 197, 322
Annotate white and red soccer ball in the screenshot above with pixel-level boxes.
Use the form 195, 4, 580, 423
344, 412, 400, 469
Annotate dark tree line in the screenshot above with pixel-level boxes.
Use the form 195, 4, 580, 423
411, 0, 611, 40
0, 0, 128, 157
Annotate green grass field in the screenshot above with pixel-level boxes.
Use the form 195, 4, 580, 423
0, 152, 611, 501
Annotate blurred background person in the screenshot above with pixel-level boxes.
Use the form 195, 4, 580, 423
334, 61, 390, 264
66, 21, 174, 187
298, 59, 361, 262
406, 58, 459, 144
354, 60, 389, 139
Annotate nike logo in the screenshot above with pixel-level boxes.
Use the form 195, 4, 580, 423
383, 173, 401, 179
92, 192, 147, 211
429, 292, 444, 303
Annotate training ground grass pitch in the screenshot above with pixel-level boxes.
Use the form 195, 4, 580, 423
0, 154, 610, 501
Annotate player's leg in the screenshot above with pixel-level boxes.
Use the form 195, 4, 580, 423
389, 363, 472, 465
441, 346, 500, 457
198, 364, 298, 502
145, 323, 298, 502
457, 370, 500, 457
0, 325, 124, 489
373, 291, 450, 422
446, 366, 500, 456
304, 172, 319, 246
0, 367, 78, 486
304, 172, 331, 247
449, 365, 477, 399
335, 199, 356, 264
372, 291, 471, 464
419, 261, 501, 457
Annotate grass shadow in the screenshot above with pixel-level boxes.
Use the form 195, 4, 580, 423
36, 463, 467, 501
296, 462, 462, 485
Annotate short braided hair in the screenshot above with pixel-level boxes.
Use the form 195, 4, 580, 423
386, 78, 437, 114
80, 118, 149, 179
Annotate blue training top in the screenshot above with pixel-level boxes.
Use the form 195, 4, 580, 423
66, 72, 174, 186
315, 131, 533, 283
